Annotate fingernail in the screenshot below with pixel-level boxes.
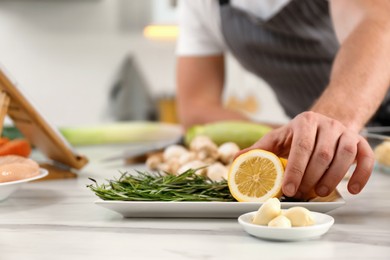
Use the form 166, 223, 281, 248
350, 183, 361, 194
316, 185, 329, 196
284, 183, 296, 196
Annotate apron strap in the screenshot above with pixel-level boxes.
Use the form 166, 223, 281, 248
219, 0, 230, 6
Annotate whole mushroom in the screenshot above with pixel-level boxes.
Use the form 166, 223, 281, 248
218, 142, 240, 164
189, 136, 219, 161
145, 152, 164, 170
177, 160, 208, 176
206, 162, 228, 181
163, 145, 188, 162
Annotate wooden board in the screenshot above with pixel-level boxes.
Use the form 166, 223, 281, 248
0, 65, 88, 170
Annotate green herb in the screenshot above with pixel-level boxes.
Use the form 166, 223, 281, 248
87, 168, 236, 202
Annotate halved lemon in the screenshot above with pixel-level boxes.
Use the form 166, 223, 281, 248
228, 149, 285, 202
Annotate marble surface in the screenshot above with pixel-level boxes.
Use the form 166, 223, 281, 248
1, 146, 390, 260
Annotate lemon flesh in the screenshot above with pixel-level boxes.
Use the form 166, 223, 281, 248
228, 149, 284, 202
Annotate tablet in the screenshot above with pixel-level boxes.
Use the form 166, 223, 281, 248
0, 64, 88, 169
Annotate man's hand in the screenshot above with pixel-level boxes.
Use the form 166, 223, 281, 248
238, 111, 374, 198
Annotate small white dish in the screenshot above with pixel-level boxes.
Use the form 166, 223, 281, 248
238, 210, 334, 241
0, 168, 49, 201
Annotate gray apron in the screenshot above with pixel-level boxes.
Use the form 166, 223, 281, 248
219, 0, 390, 126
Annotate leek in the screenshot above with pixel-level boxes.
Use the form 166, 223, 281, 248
59, 121, 182, 146
185, 121, 272, 149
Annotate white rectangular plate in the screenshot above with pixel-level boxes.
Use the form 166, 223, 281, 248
95, 191, 345, 218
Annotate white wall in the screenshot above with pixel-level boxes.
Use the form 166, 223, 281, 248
0, 0, 177, 127
0, 0, 288, 128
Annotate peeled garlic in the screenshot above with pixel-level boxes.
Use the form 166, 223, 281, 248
252, 198, 281, 225
283, 207, 315, 227
268, 215, 292, 228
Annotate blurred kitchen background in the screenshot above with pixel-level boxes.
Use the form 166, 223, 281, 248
0, 0, 289, 128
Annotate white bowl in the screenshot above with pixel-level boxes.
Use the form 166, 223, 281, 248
238, 210, 334, 241
0, 168, 48, 201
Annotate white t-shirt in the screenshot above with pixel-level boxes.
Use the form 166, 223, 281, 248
176, 0, 291, 56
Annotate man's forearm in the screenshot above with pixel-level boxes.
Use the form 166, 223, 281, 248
311, 14, 390, 132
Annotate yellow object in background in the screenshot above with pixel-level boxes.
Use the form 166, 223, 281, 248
225, 95, 259, 114
157, 96, 178, 123
143, 25, 179, 40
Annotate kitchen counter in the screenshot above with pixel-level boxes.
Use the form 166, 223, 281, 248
1, 146, 390, 260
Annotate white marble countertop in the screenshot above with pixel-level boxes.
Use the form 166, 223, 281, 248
1, 146, 390, 260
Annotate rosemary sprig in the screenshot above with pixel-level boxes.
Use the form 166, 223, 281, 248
87, 168, 236, 202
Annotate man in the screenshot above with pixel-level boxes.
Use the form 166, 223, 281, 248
175, 0, 390, 198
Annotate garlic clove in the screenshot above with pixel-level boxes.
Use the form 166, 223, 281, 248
252, 198, 281, 225
283, 207, 315, 227
268, 215, 292, 228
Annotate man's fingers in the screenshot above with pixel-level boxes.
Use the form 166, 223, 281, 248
234, 112, 373, 198
298, 124, 340, 196
315, 131, 358, 196
235, 128, 287, 158
282, 113, 318, 197
348, 137, 374, 194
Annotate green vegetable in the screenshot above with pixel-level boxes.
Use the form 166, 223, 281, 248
87, 169, 235, 202
59, 122, 181, 146
185, 121, 272, 149
1, 126, 25, 139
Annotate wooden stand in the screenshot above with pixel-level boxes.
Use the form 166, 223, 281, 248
0, 91, 10, 137
0, 66, 88, 180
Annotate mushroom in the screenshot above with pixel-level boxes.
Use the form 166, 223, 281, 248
156, 162, 171, 173
157, 158, 181, 175
163, 145, 188, 162
218, 142, 240, 164
206, 162, 228, 181
189, 136, 219, 161
145, 152, 163, 170
178, 151, 197, 166
177, 160, 208, 176
167, 158, 181, 175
